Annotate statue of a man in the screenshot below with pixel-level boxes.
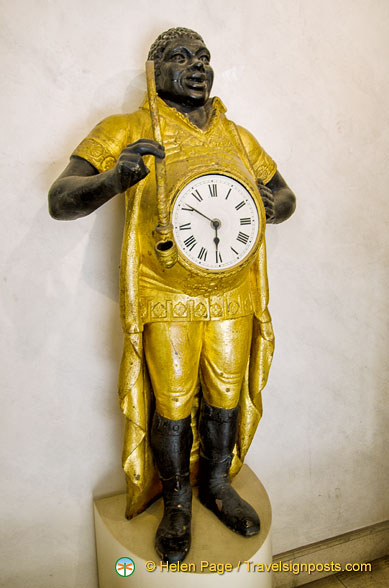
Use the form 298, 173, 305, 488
49, 27, 295, 564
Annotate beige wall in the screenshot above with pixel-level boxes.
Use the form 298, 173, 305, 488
1, 0, 388, 586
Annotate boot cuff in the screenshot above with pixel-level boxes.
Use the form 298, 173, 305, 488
200, 402, 239, 424
153, 412, 192, 435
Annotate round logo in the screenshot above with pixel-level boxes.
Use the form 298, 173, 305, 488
115, 557, 135, 577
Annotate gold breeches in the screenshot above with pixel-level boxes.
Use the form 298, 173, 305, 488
143, 316, 253, 420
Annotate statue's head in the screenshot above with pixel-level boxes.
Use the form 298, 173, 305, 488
148, 27, 214, 108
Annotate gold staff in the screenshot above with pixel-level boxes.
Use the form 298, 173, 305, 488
145, 60, 178, 268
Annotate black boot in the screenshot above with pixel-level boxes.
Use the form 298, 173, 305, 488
198, 402, 260, 536
150, 412, 193, 563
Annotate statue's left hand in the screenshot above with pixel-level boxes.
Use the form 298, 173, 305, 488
257, 172, 296, 225
257, 180, 275, 223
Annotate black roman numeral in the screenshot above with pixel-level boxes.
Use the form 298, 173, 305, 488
192, 190, 203, 202
184, 235, 197, 251
231, 247, 239, 255
179, 222, 191, 230
240, 217, 251, 225
225, 187, 232, 200
208, 184, 217, 197
198, 247, 207, 261
235, 200, 246, 210
215, 251, 223, 263
236, 232, 249, 244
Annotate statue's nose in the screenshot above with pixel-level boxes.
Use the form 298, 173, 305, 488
191, 58, 205, 70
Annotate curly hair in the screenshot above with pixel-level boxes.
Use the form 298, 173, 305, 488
148, 27, 205, 62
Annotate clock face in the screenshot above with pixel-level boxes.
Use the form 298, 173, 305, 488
172, 173, 260, 271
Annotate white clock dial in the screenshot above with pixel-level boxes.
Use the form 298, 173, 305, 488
172, 174, 260, 271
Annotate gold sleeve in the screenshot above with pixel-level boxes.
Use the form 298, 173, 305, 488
236, 125, 277, 185
72, 114, 130, 173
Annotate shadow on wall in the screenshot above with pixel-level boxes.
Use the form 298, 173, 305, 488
2, 163, 127, 488
3, 194, 125, 357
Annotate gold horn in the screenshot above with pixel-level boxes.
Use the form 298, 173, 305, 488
146, 60, 178, 269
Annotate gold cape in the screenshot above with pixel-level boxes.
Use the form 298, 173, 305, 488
73, 96, 276, 518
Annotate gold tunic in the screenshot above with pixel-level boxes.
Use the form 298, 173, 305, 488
73, 96, 276, 518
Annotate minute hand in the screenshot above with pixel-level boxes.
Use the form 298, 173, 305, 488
184, 204, 214, 223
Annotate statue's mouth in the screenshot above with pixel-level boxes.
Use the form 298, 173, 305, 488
185, 74, 207, 90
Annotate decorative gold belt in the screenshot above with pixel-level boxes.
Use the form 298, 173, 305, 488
140, 284, 253, 324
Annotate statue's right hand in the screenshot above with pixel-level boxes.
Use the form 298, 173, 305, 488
110, 139, 165, 193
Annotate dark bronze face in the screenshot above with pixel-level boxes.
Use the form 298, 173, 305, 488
155, 37, 214, 107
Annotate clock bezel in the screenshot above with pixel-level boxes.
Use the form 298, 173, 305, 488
169, 166, 264, 277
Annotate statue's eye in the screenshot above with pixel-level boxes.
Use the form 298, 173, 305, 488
199, 55, 210, 64
171, 53, 186, 63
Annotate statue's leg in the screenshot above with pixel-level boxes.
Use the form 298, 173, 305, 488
198, 316, 260, 536
143, 321, 202, 419
198, 402, 260, 536
144, 322, 202, 562
150, 412, 193, 563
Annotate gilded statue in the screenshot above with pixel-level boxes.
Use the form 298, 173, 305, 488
48, 27, 296, 564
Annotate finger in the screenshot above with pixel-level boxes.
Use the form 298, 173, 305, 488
124, 140, 165, 159
133, 138, 163, 149
258, 187, 273, 197
125, 157, 150, 178
120, 144, 164, 158
116, 156, 141, 174
260, 196, 275, 206
259, 193, 274, 203
117, 154, 142, 165
116, 156, 150, 190
263, 200, 275, 211
119, 151, 150, 169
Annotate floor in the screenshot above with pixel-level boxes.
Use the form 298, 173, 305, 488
303, 556, 389, 587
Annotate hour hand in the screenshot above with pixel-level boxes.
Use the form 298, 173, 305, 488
213, 223, 222, 263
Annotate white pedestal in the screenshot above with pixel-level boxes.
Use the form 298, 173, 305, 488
94, 465, 273, 587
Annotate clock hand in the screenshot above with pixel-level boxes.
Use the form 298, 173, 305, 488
184, 204, 214, 224
213, 222, 221, 262
183, 206, 222, 261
